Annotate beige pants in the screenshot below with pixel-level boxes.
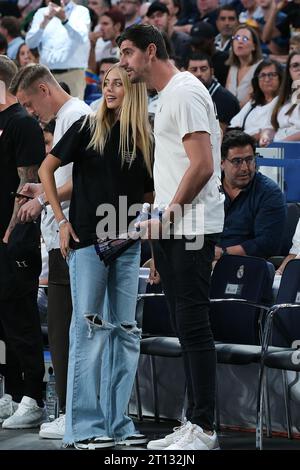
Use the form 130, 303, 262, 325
53, 69, 86, 100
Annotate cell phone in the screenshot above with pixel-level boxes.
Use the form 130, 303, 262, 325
10, 192, 34, 200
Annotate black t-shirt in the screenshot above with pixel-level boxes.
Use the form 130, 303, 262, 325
0, 103, 45, 239
51, 117, 154, 247
209, 80, 240, 125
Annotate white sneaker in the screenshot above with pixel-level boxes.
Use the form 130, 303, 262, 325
2, 396, 47, 429
39, 414, 65, 439
147, 420, 192, 450
0, 394, 18, 423
165, 423, 220, 450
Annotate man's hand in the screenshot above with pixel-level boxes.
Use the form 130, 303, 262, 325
89, 30, 102, 46
50, 1, 67, 22
215, 246, 223, 261
40, 6, 56, 28
20, 182, 43, 199
59, 221, 79, 258
148, 258, 161, 285
17, 198, 43, 223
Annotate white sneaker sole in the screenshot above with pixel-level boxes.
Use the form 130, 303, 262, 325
39, 430, 64, 439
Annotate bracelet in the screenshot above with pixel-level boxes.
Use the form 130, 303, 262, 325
58, 218, 68, 228
37, 195, 47, 213
62, 19, 68, 25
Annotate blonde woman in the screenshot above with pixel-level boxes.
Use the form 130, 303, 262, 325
226, 24, 263, 107
39, 64, 153, 449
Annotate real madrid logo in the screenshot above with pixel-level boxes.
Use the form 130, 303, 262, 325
237, 265, 244, 279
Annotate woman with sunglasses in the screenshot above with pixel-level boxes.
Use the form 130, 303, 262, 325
260, 50, 300, 146
226, 24, 263, 107
39, 64, 153, 449
229, 59, 283, 143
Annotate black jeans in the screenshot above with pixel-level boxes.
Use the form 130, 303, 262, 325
47, 249, 72, 412
153, 234, 218, 430
0, 290, 45, 402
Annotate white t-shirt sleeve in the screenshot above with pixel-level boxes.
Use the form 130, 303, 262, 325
290, 218, 300, 255
173, 88, 211, 140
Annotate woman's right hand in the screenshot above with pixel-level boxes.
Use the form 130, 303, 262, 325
59, 221, 79, 258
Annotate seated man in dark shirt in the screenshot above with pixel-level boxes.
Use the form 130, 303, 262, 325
215, 130, 286, 260
186, 52, 240, 132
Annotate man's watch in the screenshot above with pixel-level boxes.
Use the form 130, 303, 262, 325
62, 19, 68, 25
221, 247, 228, 256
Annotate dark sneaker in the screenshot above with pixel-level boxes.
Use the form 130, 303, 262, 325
116, 433, 148, 446
74, 436, 115, 450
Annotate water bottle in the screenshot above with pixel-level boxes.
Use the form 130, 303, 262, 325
0, 374, 4, 398
135, 203, 151, 232
46, 367, 59, 421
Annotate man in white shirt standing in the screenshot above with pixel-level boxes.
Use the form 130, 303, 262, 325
118, 24, 224, 451
26, 0, 91, 99
10, 64, 91, 440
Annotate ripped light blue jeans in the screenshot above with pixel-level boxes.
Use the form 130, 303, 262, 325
63, 242, 141, 445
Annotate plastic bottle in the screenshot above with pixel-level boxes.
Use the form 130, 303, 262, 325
46, 367, 59, 421
135, 203, 151, 232
0, 374, 4, 398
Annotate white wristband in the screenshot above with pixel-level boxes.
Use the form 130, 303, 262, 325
58, 218, 68, 228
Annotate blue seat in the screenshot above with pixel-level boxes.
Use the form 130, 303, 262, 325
209, 255, 276, 432
257, 258, 300, 449
136, 283, 183, 422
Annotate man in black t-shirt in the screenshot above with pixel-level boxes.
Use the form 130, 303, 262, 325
186, 52, 240, 132
0, 55, 46, 429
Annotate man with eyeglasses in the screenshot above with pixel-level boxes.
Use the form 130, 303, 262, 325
215, 130, 286, 261
118, 0, 143, 27
186, 52, 239, 132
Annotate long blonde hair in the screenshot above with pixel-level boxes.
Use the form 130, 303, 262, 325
88, 64, 152, 175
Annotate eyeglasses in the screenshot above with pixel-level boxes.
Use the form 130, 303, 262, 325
289, 62, 300, 71
232, 34, 251, 43
225, 155, 256, 167
257, 72, 279, 80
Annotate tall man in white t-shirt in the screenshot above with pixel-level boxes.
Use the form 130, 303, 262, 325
10, 64, 91, 439
118, 24, 224, 451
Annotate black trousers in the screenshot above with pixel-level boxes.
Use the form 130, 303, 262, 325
0, 290, 45, 402
47, 249, 72, 412
153, 234, 218, 430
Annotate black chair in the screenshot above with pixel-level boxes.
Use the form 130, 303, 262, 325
136, 283, 183, 423
209, 255, 276, 432
257, 259, 300, 449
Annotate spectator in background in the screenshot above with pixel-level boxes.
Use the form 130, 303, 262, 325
16, 43, 39, 68
190, 21, 229, 86
215, 130, 286, 260
195, 0, 220, 35
226, 24, 263, 107
186, 52, 240, 131
118, 0, 143, 27
0, 33, 8, 55
276, 218, 300, 275
230, 59, 282, 143
161, 0, 182, 28
0, 16, 24, 60
256, 0, 289, 55
239, 0, 264, 25
89, 7, 125, 73
289, 35, 300, 53
147, 2, 191, 66
25, 0, 91, 99
260, 50, 300, 145
215, 5, 238, 52
140, 1, 151, 23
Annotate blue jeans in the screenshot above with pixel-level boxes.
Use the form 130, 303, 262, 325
63, 243, 141, 444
